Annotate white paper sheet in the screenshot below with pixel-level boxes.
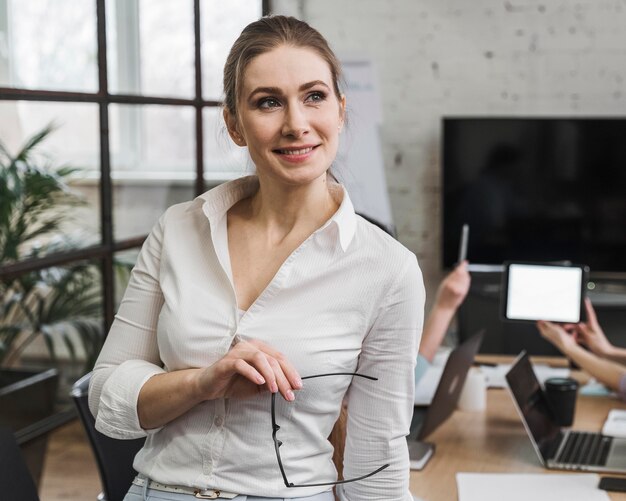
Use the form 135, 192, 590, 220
456, 473, 609, 501
479, 363, 570, 389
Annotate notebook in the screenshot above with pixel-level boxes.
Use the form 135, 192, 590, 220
506, 351, 626, 473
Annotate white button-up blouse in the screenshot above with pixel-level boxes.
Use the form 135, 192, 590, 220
89, 175, 424, 500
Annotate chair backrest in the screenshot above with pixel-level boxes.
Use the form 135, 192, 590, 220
71, 372, 145, 501
0, 426, 40, 501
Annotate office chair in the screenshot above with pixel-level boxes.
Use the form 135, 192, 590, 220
71, 372, 145, 501
0, 426, 40, 501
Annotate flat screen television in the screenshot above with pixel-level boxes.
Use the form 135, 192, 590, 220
442, 117, 626, 275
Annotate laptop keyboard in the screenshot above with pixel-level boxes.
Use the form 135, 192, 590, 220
555, 431, 613, 467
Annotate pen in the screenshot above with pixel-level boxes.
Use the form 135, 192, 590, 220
457, 223, 469, 264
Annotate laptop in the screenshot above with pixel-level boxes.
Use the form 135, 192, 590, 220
408, 330, 484, 469
506, 350, 626, 473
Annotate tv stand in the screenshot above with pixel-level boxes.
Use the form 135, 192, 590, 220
587, 280, 626, 307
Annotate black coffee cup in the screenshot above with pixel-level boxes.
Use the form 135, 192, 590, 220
545, 377, 579, 427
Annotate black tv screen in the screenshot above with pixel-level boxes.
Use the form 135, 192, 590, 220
442, 117, 626, 273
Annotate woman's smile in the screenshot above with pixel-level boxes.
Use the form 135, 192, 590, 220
273, 144, 320, 163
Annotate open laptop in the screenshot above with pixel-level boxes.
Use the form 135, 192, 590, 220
408, 330, 484, 469
506, 351, 626, 473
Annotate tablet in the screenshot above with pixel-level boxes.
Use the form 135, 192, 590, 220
501, 262, 589, 323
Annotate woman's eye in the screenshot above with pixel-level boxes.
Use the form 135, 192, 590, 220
258, 97, 280, 109
306, 91, 327, 103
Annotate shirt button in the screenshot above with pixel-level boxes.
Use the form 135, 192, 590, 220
214, 416, 224, 427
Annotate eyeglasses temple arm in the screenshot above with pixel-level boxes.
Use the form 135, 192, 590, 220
301, 372, 378, 381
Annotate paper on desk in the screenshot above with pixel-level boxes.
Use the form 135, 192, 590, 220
414, 348, 451, 405
479, 363, 569, 388
456, 473, 609, 501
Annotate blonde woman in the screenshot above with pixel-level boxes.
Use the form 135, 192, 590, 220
89, 15, 424, 501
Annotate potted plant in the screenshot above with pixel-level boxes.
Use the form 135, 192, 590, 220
0, 125, 105, 486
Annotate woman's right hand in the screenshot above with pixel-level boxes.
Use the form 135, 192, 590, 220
435, 260, 471, 312
195, 338, 302, 402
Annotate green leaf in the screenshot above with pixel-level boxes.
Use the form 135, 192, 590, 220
2, 124, 104, 371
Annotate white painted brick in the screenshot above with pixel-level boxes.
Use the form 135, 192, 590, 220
271, 0, 626, 302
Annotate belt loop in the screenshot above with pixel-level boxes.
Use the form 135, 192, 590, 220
142, 475, 149, 501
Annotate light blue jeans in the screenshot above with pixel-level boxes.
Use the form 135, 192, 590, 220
123, 482, 334, 501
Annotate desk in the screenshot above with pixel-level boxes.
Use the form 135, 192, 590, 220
410, 388, 626, 500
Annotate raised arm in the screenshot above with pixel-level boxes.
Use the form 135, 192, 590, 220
419, 261, 470, 362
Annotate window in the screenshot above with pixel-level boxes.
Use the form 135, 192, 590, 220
0, 0, 267, 379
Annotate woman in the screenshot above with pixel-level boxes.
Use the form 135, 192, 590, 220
538, 298, 626, 397
89, 15, 424, 501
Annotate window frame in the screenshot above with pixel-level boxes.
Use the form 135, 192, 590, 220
0, 0, 269, 333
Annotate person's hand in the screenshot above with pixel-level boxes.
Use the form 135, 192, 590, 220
435, 260, 471, 312
537, 320, 579, 354
567, 298, 614, 357
195, 338, 302, 402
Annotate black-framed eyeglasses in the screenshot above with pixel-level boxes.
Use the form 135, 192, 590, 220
270, 372, 390, 488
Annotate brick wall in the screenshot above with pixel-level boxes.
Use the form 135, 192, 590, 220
272, 0, 626, 308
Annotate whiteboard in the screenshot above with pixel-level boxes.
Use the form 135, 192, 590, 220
336, 58, 394, 233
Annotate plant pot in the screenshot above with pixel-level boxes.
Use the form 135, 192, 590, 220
0, 367, 67, 488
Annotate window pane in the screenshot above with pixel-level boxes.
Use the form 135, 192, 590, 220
203, 107, 250, 181
106, 0, 194, 98
0, 101, 101, 262
0, 0, 97, 92
201, 0, 262, 100
110, 104, 195, 240
0, 260, 104, 405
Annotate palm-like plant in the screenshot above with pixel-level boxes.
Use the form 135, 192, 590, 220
0, 125, 104, 371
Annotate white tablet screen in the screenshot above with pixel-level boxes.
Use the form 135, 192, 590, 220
506, 264, 583, 322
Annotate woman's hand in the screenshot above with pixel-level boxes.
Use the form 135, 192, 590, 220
569, 298, 614, 358
537, 320, 579, 354
195, 338, 302, 402
137, 339, 302, 430
435, 260, 471, 312
538, 315, 626, 393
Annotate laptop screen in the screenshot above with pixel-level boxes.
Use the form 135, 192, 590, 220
417, 330, 484, 440
506, 352, 561, 459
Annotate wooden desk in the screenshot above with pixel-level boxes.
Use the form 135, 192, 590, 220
410, 388, 626, 500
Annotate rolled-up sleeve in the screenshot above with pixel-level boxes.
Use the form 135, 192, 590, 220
88, 214, 167, 439
337, 254, 425, 501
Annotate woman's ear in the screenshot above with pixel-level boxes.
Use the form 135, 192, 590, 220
223, 108, 246, 146
338, 94, 347, 132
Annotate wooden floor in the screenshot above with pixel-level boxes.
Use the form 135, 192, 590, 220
39, 419, 102, 501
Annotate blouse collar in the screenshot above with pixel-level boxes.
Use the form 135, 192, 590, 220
194, 175, 357, 252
